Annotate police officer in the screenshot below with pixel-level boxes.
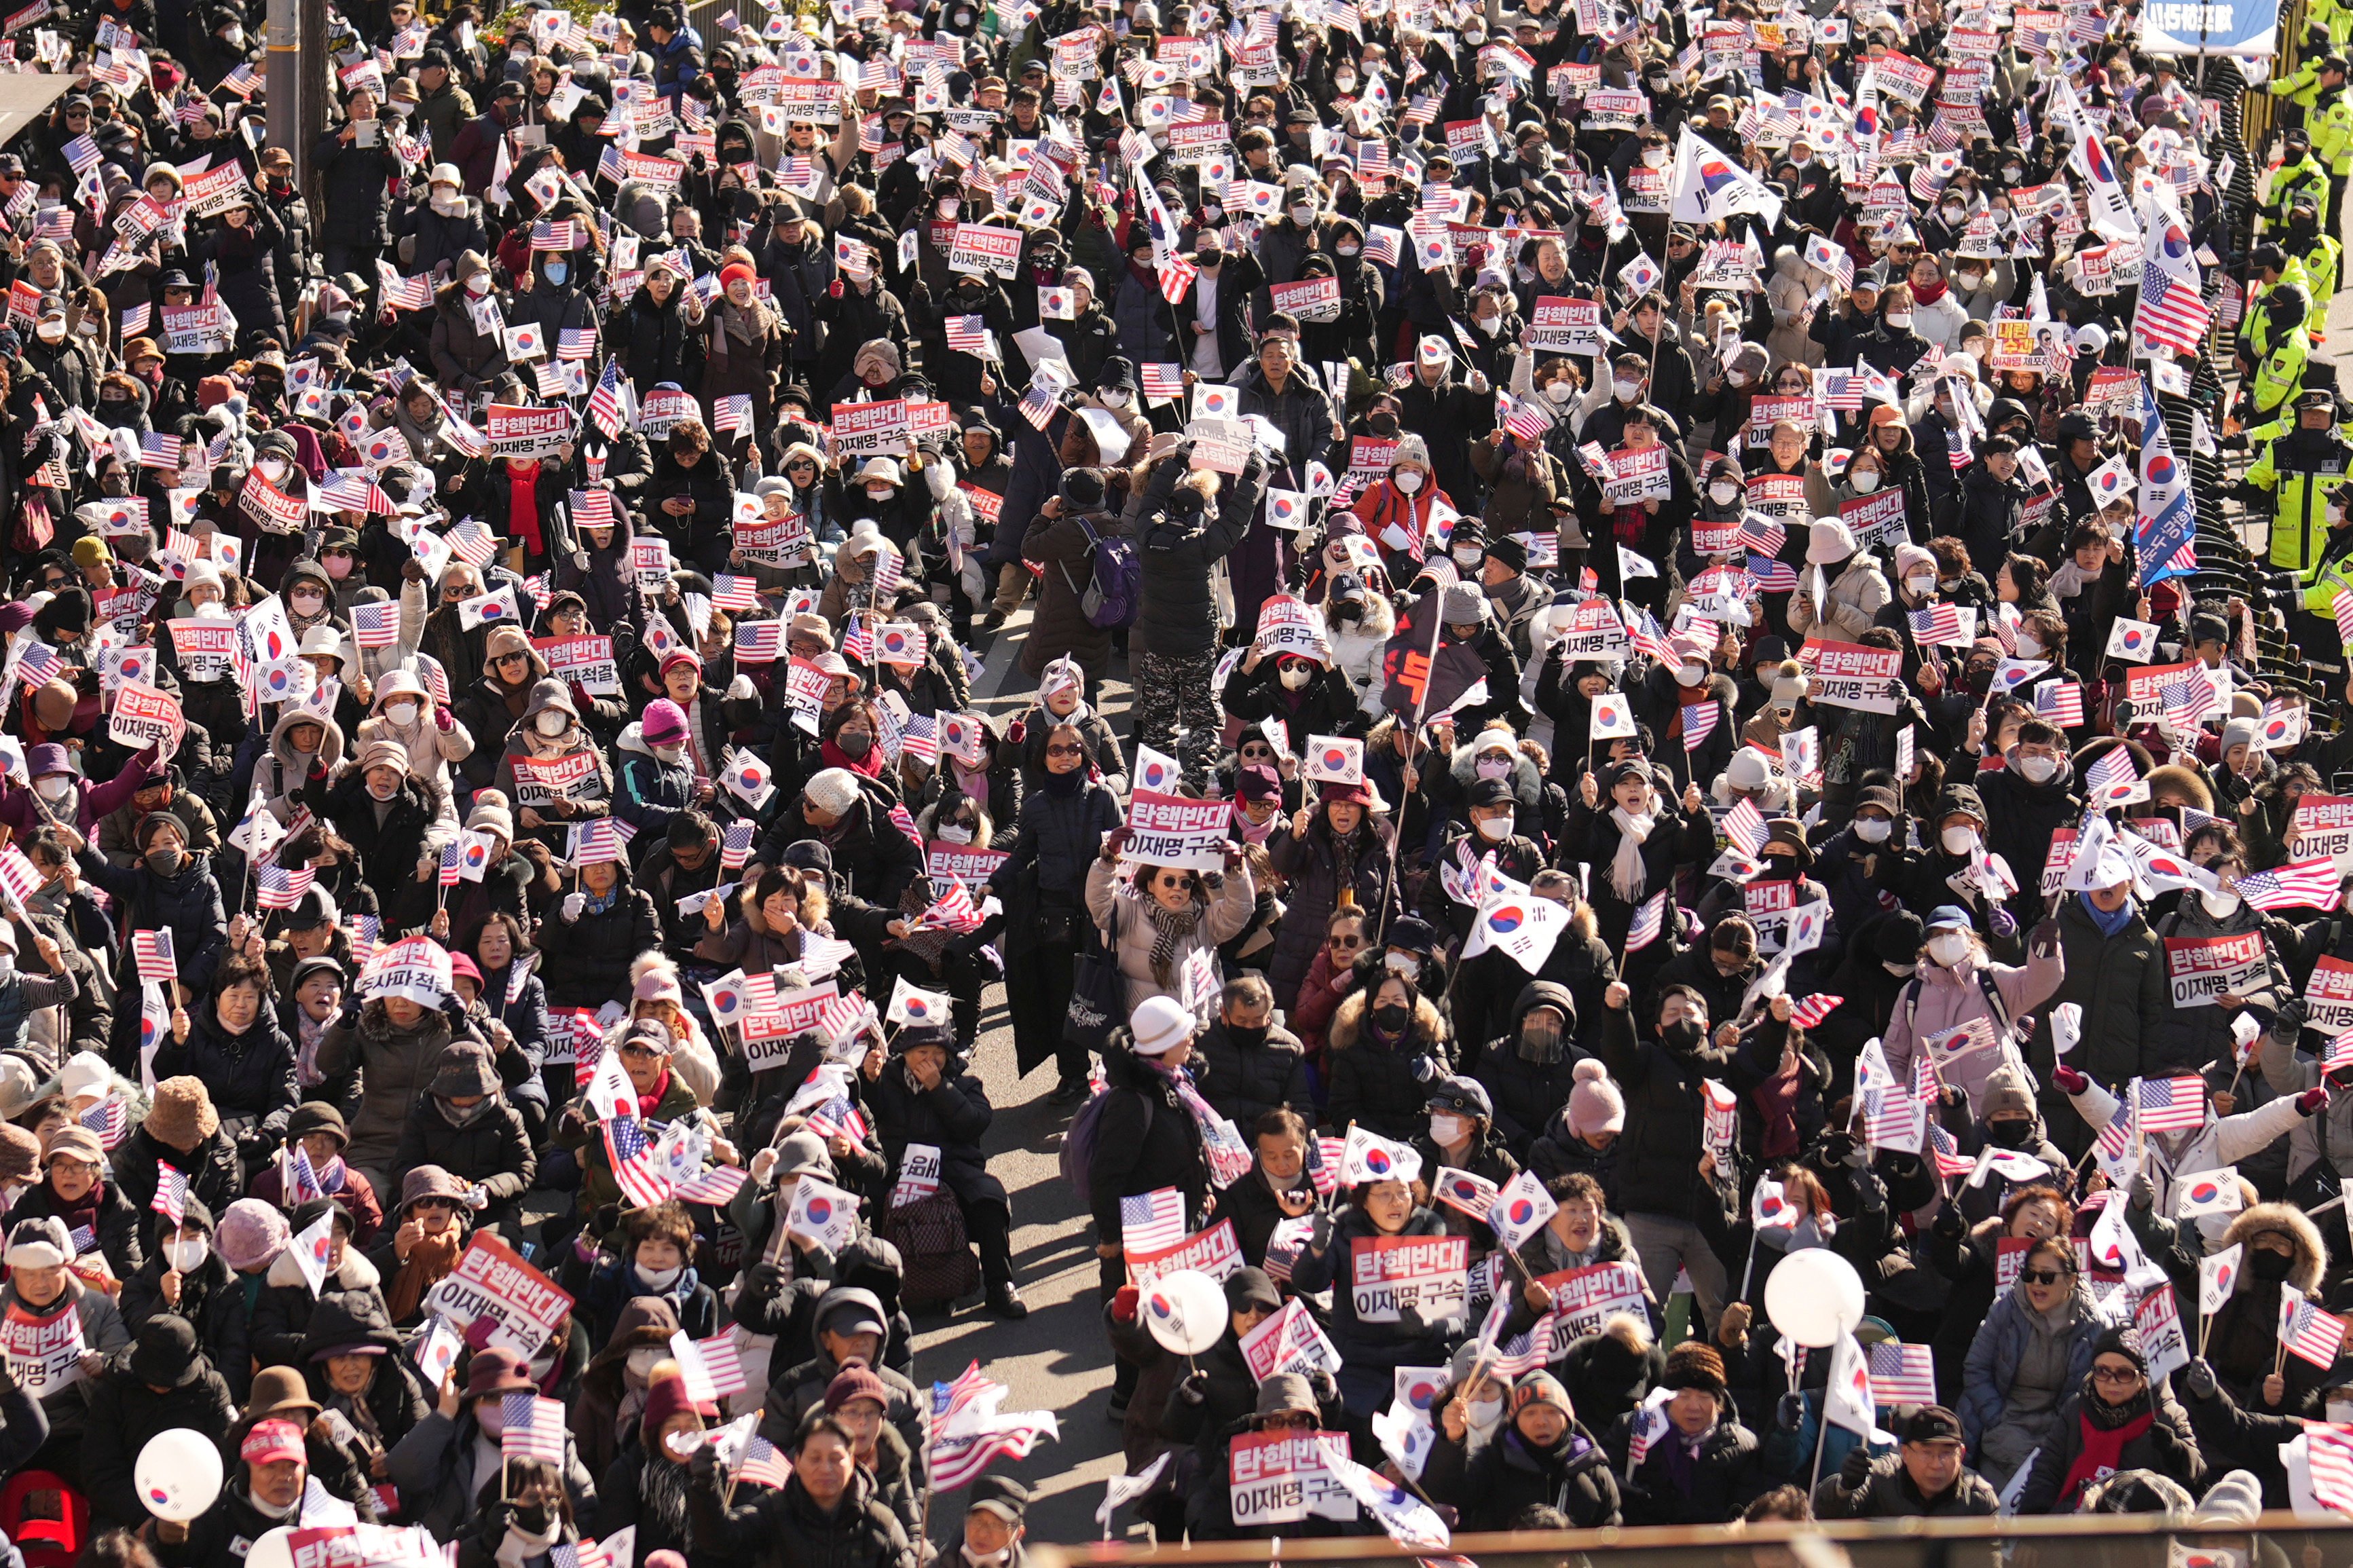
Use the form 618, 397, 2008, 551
2272, 29, 2336, 132
2314, 56, 2353, 223
2240, 283, 2314, 426
2244, 390, 2353, 656
2265, 126, 2332, 234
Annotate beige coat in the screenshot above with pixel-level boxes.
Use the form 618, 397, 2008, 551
1084, 856, 1257, 1012
1789, 557, 1893, 644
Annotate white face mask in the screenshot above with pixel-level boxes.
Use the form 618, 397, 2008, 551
866, 485, 893, 502
1709, 481, 1740, 506
1395, 470, 1424, 493
1476, 815, 1512, 842
2201, 888, 2242, 918
938, 823, 973, 844
2003, 166, 2023, 181
637, 1263, 684, 1290
258, 456, 289, 483
1337, 244, 1361, 258
1849, 468, 1880, 493
1957, 271, 1984, 291
384, 701, 417, 728
2016, 634, 2043, 659
1429, 1113, 1467, 1145
2330, 1400, 2353, 1425
1942, 204, 1965, 225
654, 743, 686, 764
1884, 959, 1917, 977
1886, 312, 1913, 330
466, 274, 490, 296
33, 777, 69, 801
1291, 204, 1316, 225
535, 711, 568, 736
1941, 825, 1978, 855
1280, 665, 1312, 690
1453, 546, 1482, 567
1335, 73, 1356, 90
1476, 757, 1511, 780
1100, 390, 1131, 410
1544, 380, 1572, 403
34, 321, 64, 343
2019, 754, 2058, 783
1906, 574, 1936, 597
626, 1347, 665, 1382
1927, 931, 1971, 967
169, 1237, 210, 1271
1642, 147, 1667, 168
1477, 316, 1502, 336
1613, 379, 1640, 402
1678, 665, 1706, 688
1854, 816, 1893, 844
1789, 151, 1811, 168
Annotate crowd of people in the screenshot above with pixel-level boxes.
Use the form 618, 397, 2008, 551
0, 0, 2346, 1551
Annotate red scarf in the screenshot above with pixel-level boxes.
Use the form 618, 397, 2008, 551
633, 1069, 672, 1118
508, 460, 544, 555
1911, 276, 1951, 306
821, 736, 886, 778
2056, 1406, 2151, 1507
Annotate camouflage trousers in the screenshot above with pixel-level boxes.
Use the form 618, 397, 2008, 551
1134, 648, 1223, 774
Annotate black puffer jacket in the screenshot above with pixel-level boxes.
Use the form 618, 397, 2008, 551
315, 768, 443, 935
644, 445, 737, 568
688, 1466, 910, 1568
1193, 1017, 1311, 1134
1595, 998, 1738, 1226
1610, 1406, 1765, 1525
1473, 980, 1591, 1152
1325, 987, 1450, 1142
1129, 449, 1265, 662
861, 1049, 1003, 1210
1423, 1421, 1623, 1531
151, 998, 298, 1149
1085, 1041, 1207, 1244
754, 785, 923, 950
537, 867, 661, 1011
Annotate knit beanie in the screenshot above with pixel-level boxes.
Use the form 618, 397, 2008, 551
1566, 1060, 1625, 1139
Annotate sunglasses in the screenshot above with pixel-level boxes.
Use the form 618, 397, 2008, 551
2018, 1268, 2072, 1286
1329, 935, 1364, 950
2091, 1364, 2141, 1384
1262, 1413, 1316, 1430
1044, 743, 1083, 758
1154, 874, 1198, 891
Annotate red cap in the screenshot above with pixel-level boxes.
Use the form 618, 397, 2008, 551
241, 1419, 305, 1468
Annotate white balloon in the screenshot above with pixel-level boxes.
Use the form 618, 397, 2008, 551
135, 1427, 225, 1523
240, 1529, 295, 1568
1762, 1246, 1866, 1348
1141, 1268, 1227, 1356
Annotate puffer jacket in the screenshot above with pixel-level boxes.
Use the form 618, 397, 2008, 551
1813, 1453, 2001, 1517
1610, 1403, 1764, 1525
2037, 893, 2170, 1094
151, 995, 298, 1147
1593, 1001, 1738, 1226
1083, 854, 1257, 1013
315, 1001, 457, 1184
1284, 1203, 1461, 1399
538, 867, 662, 1011
1326, 988, 1451, 1142
1192, 1015, 1311, 1134
686, 1468, 910, 1568
315, 768, 445, 935
2145, 900, 2290, 1074
988, 777, 1125, 964
1085, 1042, 1207, 1244
1880, 935, 2067, 1113
1018, 500, 1125, 679
1958, 1277, 2120, 1451
1473, 980, 1591, 1152
1128, 451, 1264, 663
1423, 1419, 1623, 1530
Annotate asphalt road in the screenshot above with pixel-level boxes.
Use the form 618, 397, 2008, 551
900, 596, 1141, 1552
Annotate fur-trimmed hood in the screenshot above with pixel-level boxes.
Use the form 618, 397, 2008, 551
265, 1245, 381, 1292
2221, 1202, 2326, 1296
1328, 988, 1447, 1052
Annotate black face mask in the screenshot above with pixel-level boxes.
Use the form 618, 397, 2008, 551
1333, 599, 1363, 623
1661, 1019, 1705, 1053
1367, 413, 1400, 436
1986, 1119, 2033, 1149
1225, 1025, 1269, 1051
837, 732, 873, 758
2250, 1248, 2294, 1282
1372, 1003, 1411, 1034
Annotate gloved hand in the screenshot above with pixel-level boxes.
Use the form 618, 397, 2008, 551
1932, 1203, 1965, 1239
2053, 1066, 2089, 1095
739, 1262, 788, 1302
2130, 1170, 2157, 1211
2276, 996, 2309, 1036
1111, 1285, 1141, 1324
801, 1241, 837, 1277
1775, 1392, 1804, 1432
1308, 1211, 1334, 1254
562, 891, 585, 922
2183, 1356, 2219, 1399
1174, 1370, 1210, 1406
688, 1442, 719, 1487
1840, 1444, 1874, 1489
2299, 1085, 2329, 1115
1851, 1169, 1887, 1214
1989, 907, 2017, 941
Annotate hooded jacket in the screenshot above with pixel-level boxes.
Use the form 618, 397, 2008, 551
1594, 1002, 1737, 1226
1473, 981, 1592, 1153
1424, 1417, 1623, 1530
1326, 986, 1450, 1142
1880, 933, 2066, 1113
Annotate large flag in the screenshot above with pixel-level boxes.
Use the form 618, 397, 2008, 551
1670, 126, 1783, 227
2054, 76, 2141, 240
2136, 380, 2197, 585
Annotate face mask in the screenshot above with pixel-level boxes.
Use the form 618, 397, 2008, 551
0, 954, 17, 978
466, 274, 490, 296
1280, 665, 1312, 690
939, 823, 973, 844
1886, 312, 1913, 330
1789, 151, 1811, 168
1464, 26, 1485, 41
2250, 1249, 2293, 1282
2019, 754, 2058, 783
1429, 1113, 1466, 1144
1707, 481, 1741, 506
36, 322, 67, 345
1368, 413, 1399, 436
2003, 165, 2023, 181
866, 485, 893, 502
147, 847, 183, 876
2016, 634, 2043, 659
223, 23, 244, 43
637, 1263, 684, 1290
1613, 379, 1639, 402
1928, 931, 1971, 967
1336, 73, 1357, 90
2202, 888, 2242, 918
168, 1236, 210, 1271
1942, 204, 1965, 225
544, 261, 567, 284
1337, 244, 1361, 258
653, 743, 686, 765
1884, 959, 1917, 977
1957, 271, 1983, 291
1642, 147, 1667, 168
1373, 1003, 1411, 1033
627, 1347, 665, 1382
1986, 1119, 2033, 1150
1453, 546, 1483, 568
1477, 316, 1501, 336
535, 712, 568, 736
1541, 379, 1572, 405
1906, 574, 1937, 597
838, 732, 873, 758
1854, 816, 1893, 844
258, 457, 289, 483
1385, 952, 1420, 979
1395, 470, 1424, 493
34, 777, 69, 801
1101, 390, 1131, 410
1476, 815, 1512, 842
1291, 204, 1316, 225
1469, 1394, 1506, 1428
385, 701, 417, 728
1942, 825, 1977, 855
1476, 757, 1511, 780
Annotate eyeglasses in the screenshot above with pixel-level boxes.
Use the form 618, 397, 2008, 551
1262, 1413, 1316, 1430
2091, 1364, 2141, 1385
1155, 874, 1198, 891
1329, 935, 1364, 950
1044, 743, 1083, 758
2018, 1268, 2073, 1286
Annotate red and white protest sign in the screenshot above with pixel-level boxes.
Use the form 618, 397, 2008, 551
420, 1233, 575, 1357
1349, 1235, 1468, 1323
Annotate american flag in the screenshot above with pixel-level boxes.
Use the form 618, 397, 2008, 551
915, 879, 983, 933
570, 489, 614, 530
1502, 397, 1551, 442
81, 1097, 127, 1149
604, 1115, 673, 1209
573, 819, 626, 867
1305, 1134, 1344, 1197
711, 575, 762, 611
673, 1164, 748, 1204
692, 1333, 750, 1397
2162, 669, 2219, 732
1816, 369, 1865, 412
2334, 589, 2353, 654
1139, 363, 1184, 405
2327, 1029, 2353, 1071
1156, 254, 1198, 303
559, 329, 597, 361
1627, 890, 1667, 951
1927, 1123, 1978, 1178
887, 801, 921, 842
0, 847, 43, 916
1792, 994, 1842, 1028
439, 841, 464, 887
14, 642, 60, 690
2034, 682, 2086, 727
380, 273, 432, 312
1910, 602, 1965, 644
944, 314, 991, 356
2233, 858, 2343, 912
1722, 797, 1768, 857
2282, 1286, 2349, 1369
721, 821, 754, 871
871, 548, 904, 597
2136, 274, 2213, 358
151, 1163, 187, 1226
2086, 747, 2138, 796
284, 1142, 323, 1203
138, 432, 183, 470
587, 360, 631, 439
735, 620, 785, 663
735, 1436, 792, 1489
805, 1093, 873, 1144
2305, 1425, 2353, 1513
714, 394, 754, 436
530, 219, 582, 251
319, 472, 394, 514
2136, 1075, 2208, 1132
1680, 703, 1718, 753
551, 1545, 608, 1568
350, 601, 400, 650
900, 714, 939, 765
500, 1394, 568, 1462
132, 929, 176, 984
255, 865, 317, 909
1122, 1187, 1186, 1252
1867, 1341, 1938, 1405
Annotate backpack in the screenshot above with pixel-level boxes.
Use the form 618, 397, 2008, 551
1060, 1085, 1153, 1210
1061, 514, 1140, 630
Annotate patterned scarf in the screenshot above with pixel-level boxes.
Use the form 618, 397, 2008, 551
1143, 893, 1202, 988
